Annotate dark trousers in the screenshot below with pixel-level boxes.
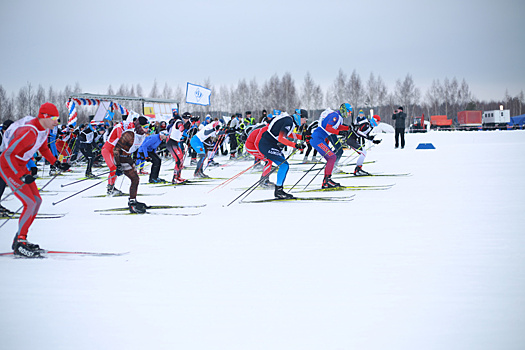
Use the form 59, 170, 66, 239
395, 128, 405, 148
148, 151, 161, 181
79, 144, 94, 175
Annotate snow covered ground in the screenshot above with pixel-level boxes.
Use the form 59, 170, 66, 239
1, 130, 524, 350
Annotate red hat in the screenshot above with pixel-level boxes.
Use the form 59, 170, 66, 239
38, 102, 59, 119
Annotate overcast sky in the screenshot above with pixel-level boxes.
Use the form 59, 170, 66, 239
1, 0, 524, 102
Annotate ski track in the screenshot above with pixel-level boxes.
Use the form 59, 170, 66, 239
1, 130, 524, 350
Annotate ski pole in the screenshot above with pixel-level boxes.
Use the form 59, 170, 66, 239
302, 163, 326, 191
226, 149, 297, 207
208, 159, 261, 193
60, 169, 112, 188
52, 175, 116, 206
288, 159, 322, 192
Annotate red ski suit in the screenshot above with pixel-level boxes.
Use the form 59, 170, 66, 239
245, 125, 272, 177
0, 118, 57, 241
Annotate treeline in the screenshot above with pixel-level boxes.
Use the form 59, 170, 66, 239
1, 70, 524, 126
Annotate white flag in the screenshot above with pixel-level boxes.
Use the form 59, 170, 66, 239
185, 83, 211, 106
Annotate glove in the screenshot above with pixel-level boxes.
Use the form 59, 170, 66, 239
30, 167, 38, 176
116, 164, 123, 176
373, 139, 382, 144
339, 130, 349, 138
21, 174, 36, 184
54, 161, 70, 172
295, 141, 306, 150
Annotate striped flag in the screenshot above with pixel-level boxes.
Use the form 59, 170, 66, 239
67, 100, 77, 126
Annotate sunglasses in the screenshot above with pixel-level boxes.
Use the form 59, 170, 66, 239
43, 114, 59, 121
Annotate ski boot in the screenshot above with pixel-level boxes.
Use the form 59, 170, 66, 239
85, 172, 99, 179
171, 176, 187, 184
193, 170, 210, 179
260, 177, 275, 188
12, 238, 43, 258
107, 184, 124, 196
138, 169, 149, 175
148, 178, 166, 184
49, 165, 58, 176
354, 165, 370, 176
190, 158, 197, 166
128, 199, 147, 214
274, 185, 294, 199
208, 160, 220, 167
0, 204, 14, 216
322, 175, 341, 189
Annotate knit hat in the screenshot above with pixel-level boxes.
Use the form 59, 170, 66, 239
38, 102, 59, 119
398, 106, 404, 111
137, 116, 148, 126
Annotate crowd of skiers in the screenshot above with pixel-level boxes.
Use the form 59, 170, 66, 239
1, 102, 383, 257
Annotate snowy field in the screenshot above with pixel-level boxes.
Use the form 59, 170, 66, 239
1, 130, 524, 350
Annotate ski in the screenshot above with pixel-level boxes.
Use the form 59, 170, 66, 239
94, 204, 206, 212
298, 184, 394, 193
143, 180, 213, 187
298, 160, 376, 171
235, 184, 392, 192
99, 211, 201, 216
0, 250, 128, 258
83, 192, 165, 198
1, 213, 66, 220
333, 172, 411, 178
240, 195, 355, 204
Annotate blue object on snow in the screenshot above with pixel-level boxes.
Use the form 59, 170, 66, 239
416, 143, 436, 149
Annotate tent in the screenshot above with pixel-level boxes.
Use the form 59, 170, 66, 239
509, 114, 525, 127
68, 93, 179, 125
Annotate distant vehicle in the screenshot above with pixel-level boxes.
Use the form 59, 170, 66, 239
457, 111, 482, 130
430, 115, 453, 130
482, 109, 510, 129
409, 114, 430, 133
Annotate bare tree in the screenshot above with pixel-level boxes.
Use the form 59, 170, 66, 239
300, 71, 320, 119
261, 74, 282, 112
394, 73, 421, 120
347, 70, 365, 120
327, 69, 347, 108
365, 72, 388, 117
281, 72, 299, 113
149, 80, 160, 98
248, 77, 261, 114
116, 84, 130, 96
0, 85, 10, 120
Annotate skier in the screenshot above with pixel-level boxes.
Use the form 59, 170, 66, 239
310, 103, 352, 188
258, 112, 305, 199
302, 119, 319, 162
187, 115, 200, 165
101, 118, 136, 195
166, 112, 191, 184
190, 120, 223, 178
113, 117, 150, 213
0, 102, 70, 257
78, 123, 97, 178
137, 130, 170, 183
228, 114, 241, 159
346, 113, 382, 175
